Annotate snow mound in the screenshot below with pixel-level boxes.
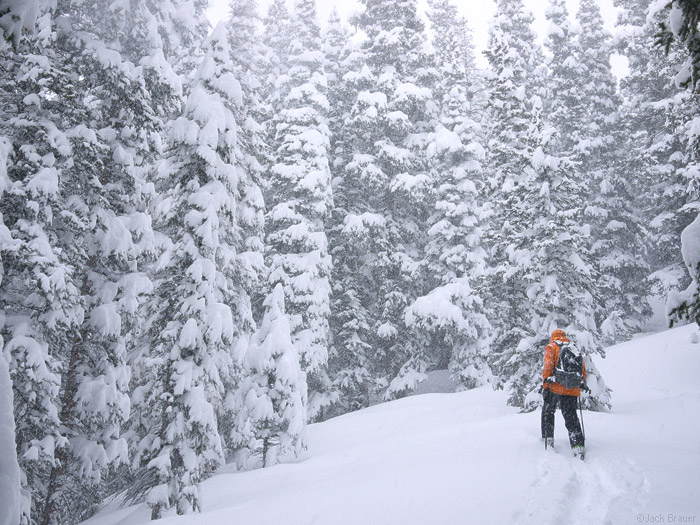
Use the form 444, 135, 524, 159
84, 325, 700, 525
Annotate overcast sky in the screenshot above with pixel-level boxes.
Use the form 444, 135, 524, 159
207, 0, 627, 76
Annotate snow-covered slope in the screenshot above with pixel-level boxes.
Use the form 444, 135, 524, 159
86, 324, 700, 525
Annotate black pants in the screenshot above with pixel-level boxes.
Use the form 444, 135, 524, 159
541, 388, 584, 447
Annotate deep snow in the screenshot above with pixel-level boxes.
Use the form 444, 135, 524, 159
85, 324, 700, 525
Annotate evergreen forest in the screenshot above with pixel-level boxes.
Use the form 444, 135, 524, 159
0, 0, 699, 523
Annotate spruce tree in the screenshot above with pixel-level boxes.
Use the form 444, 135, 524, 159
543, 0, 581, 156
134, 25, 246, 518
668, 215, 700, 327
0, 335, 22, 525
326, 54, 382, 414
0, 94, 31, 525
615, 0, 696, 297
238, 284, 307, 467
225, 0, 266, 300
657, 0, 700, 95
265, 0, 333, 420
323, 8, 354, 172
346, 0, 436, 400
218, 0, 268, 455
574, 0, 651, 344
408, 0, 491, 390
0, 1, 168, 520
658, 0, 700, 327
260, 0, 293, 128
1, 7, 74, 521
483, 0, 608, 410
323, 11, 377, 414
145, 0, 210, 92
427, 0, 480, 106
482, 0, 544, 404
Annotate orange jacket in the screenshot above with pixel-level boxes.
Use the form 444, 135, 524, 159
542, 334, 586, 397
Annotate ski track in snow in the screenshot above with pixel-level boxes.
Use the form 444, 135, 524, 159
519, 444, 648, 525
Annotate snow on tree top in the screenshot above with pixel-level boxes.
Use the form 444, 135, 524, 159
428, 127, 464, 157
25, 167, 58, 198
405, 280, 476, 332
289, 49, 325, 65
342, 212, 386, 235
394, 82, 432, 101
358, 91, 388, 107
668, 3, 684, 36
390, 172, 431, 194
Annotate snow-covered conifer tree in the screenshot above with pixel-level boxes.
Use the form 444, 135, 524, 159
260, 0, 293, 121
657, 0, 700, 328
323, 8, 355, 169
145, 0, 210, 93
213, 0, 269, 455
323, 12, 386, 414
0, 105, 73, 525
265, 0, 333, 420
652, 0, 700, 287
482, 0, 545, 403
657, 0, 700, 95
0, 138, 23, 521
574, 0, 651, 345
668, 215, 700, 327
614, 0, 696, 297
0, 36, 66, 521
427, 0, 480, 108
133, 25, 248, 518
0, 8, 71, 520
225, 0, 266, 306
339, 0, 436, 401
405, 0, 491, 390
326, 52, 382, 414
483, 0, 608, 410
238, 284, 307, 466
543, 0, 582, 156
0, 1, 168, 520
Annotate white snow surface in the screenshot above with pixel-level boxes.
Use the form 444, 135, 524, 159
85, 325, 700, 525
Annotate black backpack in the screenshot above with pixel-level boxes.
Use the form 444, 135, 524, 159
554, 341, 584, 390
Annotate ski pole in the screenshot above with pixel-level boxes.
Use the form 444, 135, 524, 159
542, 385, 548, 450
578, 396, 586, 442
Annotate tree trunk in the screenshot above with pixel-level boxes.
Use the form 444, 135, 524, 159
262, 437, 269, 468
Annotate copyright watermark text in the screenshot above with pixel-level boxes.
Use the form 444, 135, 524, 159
637, 514, 697, 523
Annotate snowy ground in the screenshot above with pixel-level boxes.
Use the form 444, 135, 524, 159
85, 324, 700, 525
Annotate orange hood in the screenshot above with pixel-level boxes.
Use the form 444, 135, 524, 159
550, 329, 570, 343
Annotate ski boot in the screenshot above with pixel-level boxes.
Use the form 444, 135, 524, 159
543, 437, 555, 450
572, 445, 585, 460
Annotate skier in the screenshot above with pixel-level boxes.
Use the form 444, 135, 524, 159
541, 329, 586, 458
